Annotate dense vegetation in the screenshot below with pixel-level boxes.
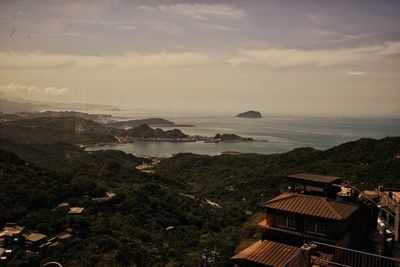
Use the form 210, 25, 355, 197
106, 118, 193, 128
0, 115, 399, 266
125, 124, 188, 139
0, 111, 112, 122
214, 133, 254, 142
0, 117, 116, 144
0, 117, 187, 145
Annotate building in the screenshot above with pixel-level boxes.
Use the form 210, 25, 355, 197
285, 173, 342, 197
375, 187, 400, 255
0, 224, 25, 247
259, 192, 363, 248
232, 173, 376, 267
68, 207, 85, 214
57, 202, 70, 209
25, 232, 47, 251
0, 247, 5, 262
231, 240, 306, 267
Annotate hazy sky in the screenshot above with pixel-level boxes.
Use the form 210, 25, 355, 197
0, 0, 399, 116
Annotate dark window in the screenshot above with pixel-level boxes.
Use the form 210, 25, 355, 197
276, 215, 296, 230
287, 217, 297, 229
276, 215, 286, 227
304, 221, 327, 236
304, 221, 315, 232
316, 223, 327, 235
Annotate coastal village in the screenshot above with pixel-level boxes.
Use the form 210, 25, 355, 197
3, 172, 400, 266
0, 193, 115, 266
231, 173, 400, 267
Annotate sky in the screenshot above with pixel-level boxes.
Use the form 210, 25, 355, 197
0, 0, 399, 116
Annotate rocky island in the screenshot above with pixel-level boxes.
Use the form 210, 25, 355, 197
236, 110, 262, 118
214, 133, 254, 142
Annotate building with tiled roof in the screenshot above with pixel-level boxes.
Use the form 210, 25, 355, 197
231, 240, 305, 267
26, 232, 47, 251
286, 173, 342, 185
262, 193, 359, 221
285, 173, 343, 197
232, 173, 400, 267
259, 192, 364, 248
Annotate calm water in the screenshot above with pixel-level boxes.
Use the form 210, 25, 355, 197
86, 112, 400, 157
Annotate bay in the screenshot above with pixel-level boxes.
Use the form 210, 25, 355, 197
86, 111, 400, 157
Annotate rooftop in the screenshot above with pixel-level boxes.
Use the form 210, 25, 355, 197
231, 240, 302, 267
68, 207, 85, 214
286, 173, 342, 185
56, 232, 72, 241
262, 193, 359, 220
26, 233, 47, 242
1, 225, 25, 236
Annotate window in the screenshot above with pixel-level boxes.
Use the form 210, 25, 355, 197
316, 223, 327, 235
287, 217, 297, 229
276, 215, 296, 230
304, 221, 315, 232
304, 221, 327, 236
276, 215, 286, 227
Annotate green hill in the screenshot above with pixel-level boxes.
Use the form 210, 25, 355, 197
125, 124, 188, 139
0, 117, 189, 145
0, 136, 399, 266
0, 117, 116, 144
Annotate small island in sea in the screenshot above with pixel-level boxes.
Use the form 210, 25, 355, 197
0, 112, 265, 146
236, 110, 262, 118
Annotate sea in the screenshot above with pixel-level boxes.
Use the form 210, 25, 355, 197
85, 110, 400, 157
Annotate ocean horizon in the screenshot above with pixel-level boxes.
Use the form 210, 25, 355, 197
86, 111, 400, 157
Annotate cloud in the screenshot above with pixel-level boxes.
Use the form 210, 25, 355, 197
1, 41, 399, 71
227, 41, 400, 68
113, 24, 137, 30
0, 51, 214, 69
140, 3, 246, 20
0, 83, 68, 94
201, 24, 235, 31
345, 71, 366, 75
149, 23, 183, 34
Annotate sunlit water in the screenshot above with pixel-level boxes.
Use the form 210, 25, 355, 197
86, 110, 400, 157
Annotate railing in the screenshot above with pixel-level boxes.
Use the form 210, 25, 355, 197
310, 241, 400, 267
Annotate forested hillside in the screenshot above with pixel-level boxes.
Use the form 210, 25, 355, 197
0, 116, 187, 145
0, 136, 399, 266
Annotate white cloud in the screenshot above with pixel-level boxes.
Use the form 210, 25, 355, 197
0, 83, 68, 94
0, 51, 214, 69
227, 41, 400, 68
0, 41, 399, 71
345, 71, 366, 75
140, 3, 246, 20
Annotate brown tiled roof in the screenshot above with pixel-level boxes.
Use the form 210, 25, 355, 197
26, 233, 47, 242
231, 240, 302, 267
286, 173, 341, 184
262, 193, 359, 220
68, 207, 85, 214
2, 226, 25, 236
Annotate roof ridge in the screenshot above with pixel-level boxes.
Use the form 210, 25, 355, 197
293, 195, 344, 220
322, 198, 343, 220
263, 193, 297, 205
